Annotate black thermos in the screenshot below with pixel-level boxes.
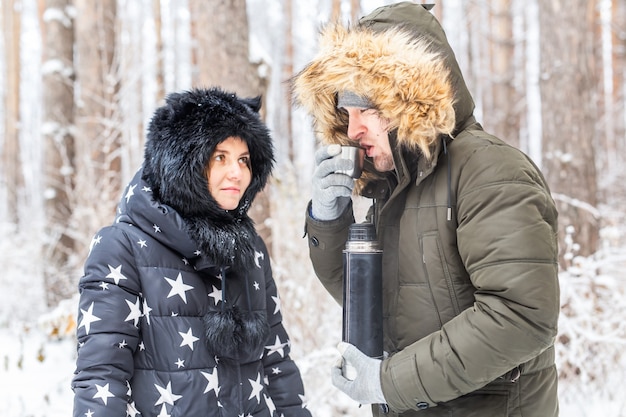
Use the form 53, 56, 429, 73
342, 222, 383, 377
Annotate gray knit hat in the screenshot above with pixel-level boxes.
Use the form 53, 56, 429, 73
337, 91, 373, 109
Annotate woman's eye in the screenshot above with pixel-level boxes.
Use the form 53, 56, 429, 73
214, 154, 225, 162
239, 157, 251, 167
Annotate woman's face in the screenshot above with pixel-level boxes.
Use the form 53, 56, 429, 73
206, 136, 252, 210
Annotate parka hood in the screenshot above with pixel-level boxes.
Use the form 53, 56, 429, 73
143, 87, 273, 218
141, 87, 274, 270
292, 2, 475, 161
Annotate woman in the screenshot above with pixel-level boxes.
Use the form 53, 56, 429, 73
72, 87, 312, 417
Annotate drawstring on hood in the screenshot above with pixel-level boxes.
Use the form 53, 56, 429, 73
442, 137, 452, 221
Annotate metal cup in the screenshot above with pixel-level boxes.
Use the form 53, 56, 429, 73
336, 146, 365, 178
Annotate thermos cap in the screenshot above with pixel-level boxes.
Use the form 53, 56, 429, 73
348, 223, 377, 242
345, 223, 381, 251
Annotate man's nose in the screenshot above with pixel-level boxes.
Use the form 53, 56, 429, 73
347, 114, 366, 140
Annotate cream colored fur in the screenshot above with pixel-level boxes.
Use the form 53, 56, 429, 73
293, 24, 456, 161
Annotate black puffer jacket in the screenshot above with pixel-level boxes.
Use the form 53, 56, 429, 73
72, 88, 311, 417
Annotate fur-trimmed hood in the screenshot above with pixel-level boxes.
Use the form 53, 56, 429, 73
292, 2, 475, 162
141, 87, 274, 270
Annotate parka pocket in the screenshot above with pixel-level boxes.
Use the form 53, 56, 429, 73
420, 233, 462, 323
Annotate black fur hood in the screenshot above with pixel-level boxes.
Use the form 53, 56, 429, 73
141, 87, 274, 269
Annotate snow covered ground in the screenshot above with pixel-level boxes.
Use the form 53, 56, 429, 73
1, 316, 625, 417
1, 202, 625, 416
2, 253, 626, 417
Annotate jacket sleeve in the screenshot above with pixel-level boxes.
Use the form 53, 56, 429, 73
72, 226, 142, 417
257, 239, 312, 417
304, 200, 355, 304
381, 139, 560, 411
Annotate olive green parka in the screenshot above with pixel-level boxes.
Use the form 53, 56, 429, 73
293, 3, 560, 416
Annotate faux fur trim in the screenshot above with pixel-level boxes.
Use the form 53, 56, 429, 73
141, 87, 274, 268
185, 209, 257, 269
203, 307, 270, 360
292, 24, 456, 161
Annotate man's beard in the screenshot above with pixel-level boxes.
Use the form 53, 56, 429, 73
373, 152, 395, 172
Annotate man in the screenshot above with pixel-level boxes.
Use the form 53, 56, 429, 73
292, 2, 560, 416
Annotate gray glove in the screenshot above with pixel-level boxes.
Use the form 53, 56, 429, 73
331, 342, 386, 405
311, 144, 355, 220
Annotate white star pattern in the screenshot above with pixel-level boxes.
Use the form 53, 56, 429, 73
126, 400, 140, 417
89, 234, 102, 254
265, 335, 288, 358
201, 368, 220, 395
208, 285, 222, 305
247, 373, 264, 404
264, 393, 277, 416
142, 298, 153, 325
164, 273, 194, 303
78, 302, 101, 335
179, 327, 199, 350
142, 186, 151, 192
125, 297, 142, 326
254, 250, 264, 268
106, 264, 127, 285
75, 182, 313, 416
271, 295, 281, 315
156, 404, 171, 417
125, 184, 137, 202
93, 383, 115, 405
154, 381, 182, 406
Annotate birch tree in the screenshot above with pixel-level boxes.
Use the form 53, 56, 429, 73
539, 0, 599, 263
1, 0, 22, 224
41, 0, 76, 306
70, 0, 122, 298
189, 0, 272, 249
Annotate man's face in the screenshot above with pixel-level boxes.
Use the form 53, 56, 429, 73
343, 107, 394, 172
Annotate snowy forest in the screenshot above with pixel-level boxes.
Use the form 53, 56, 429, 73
1, 0, 626, 416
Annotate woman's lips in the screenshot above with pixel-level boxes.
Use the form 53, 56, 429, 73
222, 187, 240, 193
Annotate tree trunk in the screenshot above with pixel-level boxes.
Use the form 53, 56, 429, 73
152, 0, 165, 102
189, 0, 272, 251
1, 0, 22, 225
41, 0, 76, 305
73, 0, 122, 267
331, 0, 340, 21
539, 0, 599, 265
489, 0, 520, 148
